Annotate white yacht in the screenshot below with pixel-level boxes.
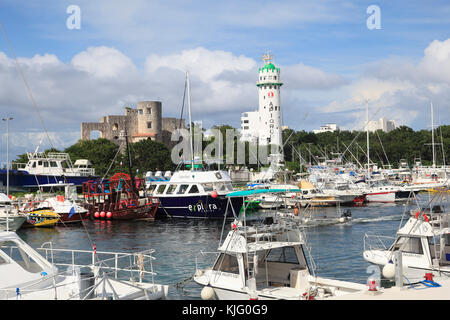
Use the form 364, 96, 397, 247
0, 150, 96, 191
363, 203, 450, 284
193, 192, 369, 300
0, 193, 27, 231
0, 230, 168, 300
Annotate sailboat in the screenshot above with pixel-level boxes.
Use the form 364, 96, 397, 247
359, 101, 414, 203
149, 72, 244, 219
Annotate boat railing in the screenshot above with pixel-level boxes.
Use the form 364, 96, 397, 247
66, 167, 96, 176
363, 233, 396, 252
37, 243, 157, 283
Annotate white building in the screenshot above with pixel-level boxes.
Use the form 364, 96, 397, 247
367, 117, 396, 132
313, 123, 339, 134
240, 52, 283, 147
240, 111, 259, 143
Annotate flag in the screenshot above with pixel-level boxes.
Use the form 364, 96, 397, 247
68, 206, 76, 219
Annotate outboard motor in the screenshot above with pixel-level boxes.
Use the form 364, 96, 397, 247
342, 209, 352, 218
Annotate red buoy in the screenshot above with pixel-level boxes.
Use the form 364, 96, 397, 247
100, 211, 105, 218
106, 212, 112, 219
94, 211, 100, 218
211, 190, 218, 198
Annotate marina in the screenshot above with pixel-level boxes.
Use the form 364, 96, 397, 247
0, 1, 449, 305
4, 192, 447, 300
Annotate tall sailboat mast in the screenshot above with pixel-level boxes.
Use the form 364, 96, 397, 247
186, 71, 194, 171
431, 101, 436, 168
366, 99, 370, 183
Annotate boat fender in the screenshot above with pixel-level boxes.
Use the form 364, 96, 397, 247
423, 214, 429, 223
201, 286, 216, 300
211, 190, 218, 198
94, 211, 100, 218
100, 211, 105, 218
382, 262, 395, 279
106, 212, 112, 219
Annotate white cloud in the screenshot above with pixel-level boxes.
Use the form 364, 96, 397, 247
2, 39, 449, 162
71, 46, 137, 79
315, 39, 450, 131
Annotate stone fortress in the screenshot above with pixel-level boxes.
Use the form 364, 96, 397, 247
81, 101, 186, 148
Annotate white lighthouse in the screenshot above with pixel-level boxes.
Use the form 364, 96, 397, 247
256, 52, 283, 148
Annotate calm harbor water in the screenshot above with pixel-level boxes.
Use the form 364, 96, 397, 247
16, 193, 448, 300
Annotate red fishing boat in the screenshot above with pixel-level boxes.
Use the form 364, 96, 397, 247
82, 172, 159, 221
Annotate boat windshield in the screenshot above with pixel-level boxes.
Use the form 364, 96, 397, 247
391, 236, 423, 254
213, 253, 239, 274
266, 246, 299, 264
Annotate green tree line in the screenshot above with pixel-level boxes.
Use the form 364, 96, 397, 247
282, 125, 450, 172
12, 125, 449, 177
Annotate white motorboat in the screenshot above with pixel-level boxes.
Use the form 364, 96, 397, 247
193, 191, 369, 300
0, 193, 27, 231
0, 231, 169, 300
363, 202, 450, 284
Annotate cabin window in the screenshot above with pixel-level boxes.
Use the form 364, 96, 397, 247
38, 161, 42, 166
177, 184, 189, 194
188, 185, 199, 194
266, 246, 299, 264
155, 184, 167, 195
214, 182, 226, 191
202, 183, 214, 192
50, 161, 58, 167
147, 184, 156, 193
393, 237, 423, 254
166, 184, 177, 194
32, 162, 36, 168
213, 253, 239, 274
44, 161, 49, 168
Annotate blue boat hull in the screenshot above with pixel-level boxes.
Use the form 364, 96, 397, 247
0, 169, 97, 191
156, 194, 244, 219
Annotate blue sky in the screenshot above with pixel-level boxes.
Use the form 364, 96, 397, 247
0, 0, 449, 161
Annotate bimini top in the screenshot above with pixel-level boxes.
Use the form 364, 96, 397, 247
226, 188, 301, 198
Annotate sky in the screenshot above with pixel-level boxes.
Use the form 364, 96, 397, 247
0, 0, 449, 162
